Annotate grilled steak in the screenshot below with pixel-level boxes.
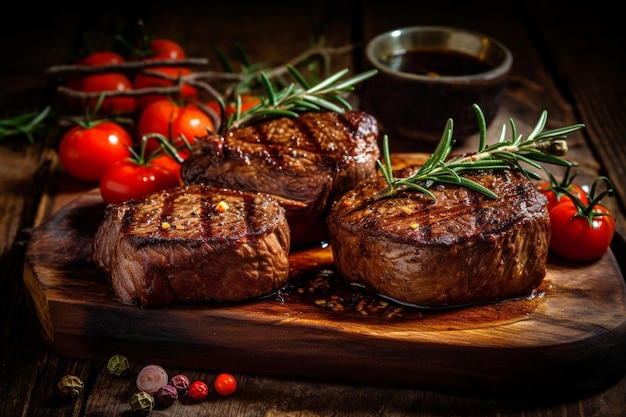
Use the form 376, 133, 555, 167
181, 111, 380, 248
92, 184, 290, 307
326, 166, 550, 307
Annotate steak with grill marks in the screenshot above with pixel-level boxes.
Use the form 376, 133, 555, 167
326, 166, 550, 307
92, 184, 290, 307
180, 111, 380, 248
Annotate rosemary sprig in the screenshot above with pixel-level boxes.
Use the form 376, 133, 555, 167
221, 64, 377, 132
0, 106, 53, 144
375, 103, 585, 201
214, 43, 267, 97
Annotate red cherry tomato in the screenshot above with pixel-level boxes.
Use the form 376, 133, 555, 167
549, 200, 615, 261
188, 380, 209, 401
537, 166, 590, 212
77, 51, 125, 67
80, 72, 137, 114
213, 373, 237, 396
67, 51, 127, 109
99, 157, 181, 205
539, 181, 588, 212
146, 39, 186, 60
137, 99, 214, 156
59, 121, 133, 182
133, 66, 198, 110
150, 152, 183, 185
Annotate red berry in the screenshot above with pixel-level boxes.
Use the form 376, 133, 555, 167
188, 380, 209, 401
214, 373, 237, 396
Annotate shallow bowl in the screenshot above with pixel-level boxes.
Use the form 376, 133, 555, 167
362, 26, 513, 151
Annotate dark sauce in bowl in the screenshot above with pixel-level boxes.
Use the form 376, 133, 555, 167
382, 48, 493, 77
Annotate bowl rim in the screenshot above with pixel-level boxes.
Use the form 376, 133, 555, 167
365, 25, 513, 82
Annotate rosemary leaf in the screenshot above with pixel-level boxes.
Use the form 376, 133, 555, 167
287, 64, 312, 89
376, 104, 585, 201
419, 120, 454, 173
330, 70, 378, 91
442, 177, 498, 198
301, 95, 347, 112
333, 95, 353, 109
305, 68, 350, 93
224, 65, 377, 132
475, 104, 487, 151
526, 110, 548, 140
399, 181, 437, 200
449, 161, 509, 169
536, 124, 586, 138
0, 106, 52, 143
260, 73, 278, 105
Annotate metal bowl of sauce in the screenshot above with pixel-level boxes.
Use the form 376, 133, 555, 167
362, 26, 513, 151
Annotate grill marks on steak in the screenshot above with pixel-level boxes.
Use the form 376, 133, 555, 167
326, 167, 550, 307
92, 185, 290, 307
181, 111, 380, 248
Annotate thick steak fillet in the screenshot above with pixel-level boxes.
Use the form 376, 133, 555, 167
326, 167, 550, 307
92, 184, 290, 307
181, 111, 380, 248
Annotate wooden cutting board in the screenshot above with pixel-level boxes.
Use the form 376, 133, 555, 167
22, 158, 626, 396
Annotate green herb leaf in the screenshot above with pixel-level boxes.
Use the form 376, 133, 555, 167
375, 104, 585, 201
222, 66, 377, 132
0, 106, 53, 143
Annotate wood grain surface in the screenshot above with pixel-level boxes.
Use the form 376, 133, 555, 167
23, 165, 626, 395
3, 1, 626, 416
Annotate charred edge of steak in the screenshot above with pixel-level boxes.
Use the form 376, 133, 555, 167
329, 168, 548, 246
92, 184, 291, 307
184, 111, 380, 176
326, 167, 550, 306
113, 185, 285, 248
179, 111, 380, 248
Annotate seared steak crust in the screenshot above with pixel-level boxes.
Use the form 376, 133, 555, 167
181, 111, 380, 248
92, 184, 290, 307
326, 167, 550, 307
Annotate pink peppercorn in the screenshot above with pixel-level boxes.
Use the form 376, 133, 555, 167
188, 380, 209, 401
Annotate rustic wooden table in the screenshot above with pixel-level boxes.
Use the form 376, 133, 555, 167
2, 1, 625, 416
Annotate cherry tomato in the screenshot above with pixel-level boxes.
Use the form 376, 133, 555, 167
188, 380, 209, 401
99, 158, 181, 204
539, 181, 588, 212
146, 38, 186, 60
77, 51, 125, 67
549, 200, 615, 262
137, 98, 214, 156
59, 121, 133, 182
133, 66, 198, 110
150, 152, 183, 185
538, 166, 590, 212
67, 51, 127, 110
213, 373, 237, 396
79, 72, 137, 114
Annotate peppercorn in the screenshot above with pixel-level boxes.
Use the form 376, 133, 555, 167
56, 374, 84, 399
136, 365, 168, 394
129, 391, 154, 416
154, 384, 178, 406
188, 380, 209, 401
169, 374, 190, 396
106, 354, 130, 377
214, 373, 237, 396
